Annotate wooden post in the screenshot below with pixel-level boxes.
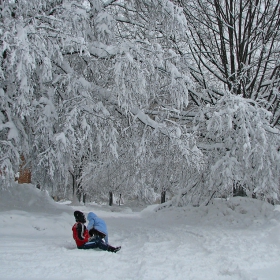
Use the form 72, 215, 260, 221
18, 155, 31, 184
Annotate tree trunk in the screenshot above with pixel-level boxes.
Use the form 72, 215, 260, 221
161, 190, 166, 204
83, 193, 86, 204
70, 171, 78, 204
76, 185, 82, 202
109, 191, 113, 206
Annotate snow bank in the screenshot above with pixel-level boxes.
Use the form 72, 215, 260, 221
0, 183, 71, 214
153, 196, 280, 230
186, 197, 280, 228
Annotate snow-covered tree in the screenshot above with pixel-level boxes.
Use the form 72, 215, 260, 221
1, 0, 279, 207
176, 0, 280, 126
158, 94, 280, 208
192, 94, 280, 203
0, 0, 199, 200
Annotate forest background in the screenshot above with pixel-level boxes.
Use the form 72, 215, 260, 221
0, 0, 280, 207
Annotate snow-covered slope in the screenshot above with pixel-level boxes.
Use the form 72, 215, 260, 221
0, 183, 280, 280
0, 183, 70, 213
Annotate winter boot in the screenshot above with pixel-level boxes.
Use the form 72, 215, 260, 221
107, 245, 121, 253
113, 246, 121, 253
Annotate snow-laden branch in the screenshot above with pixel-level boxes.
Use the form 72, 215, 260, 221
87, 42, 119, 58
103, 0, 118, 8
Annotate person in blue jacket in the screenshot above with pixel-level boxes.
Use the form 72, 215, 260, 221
87, 212, 109, 244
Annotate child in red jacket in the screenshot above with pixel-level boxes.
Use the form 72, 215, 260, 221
72, 210, 121, 253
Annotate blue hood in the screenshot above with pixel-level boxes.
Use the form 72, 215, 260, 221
87, 212, 97, 220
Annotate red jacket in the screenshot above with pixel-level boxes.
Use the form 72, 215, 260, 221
72, 222, 90, 247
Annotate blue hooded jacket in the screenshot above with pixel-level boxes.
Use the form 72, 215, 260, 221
87, 212, 109, 244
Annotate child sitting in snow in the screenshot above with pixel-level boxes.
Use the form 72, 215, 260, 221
87, 212, 109, 244
72, 210, 121, 253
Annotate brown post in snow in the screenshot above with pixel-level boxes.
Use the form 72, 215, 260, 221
18, 155, 31, 184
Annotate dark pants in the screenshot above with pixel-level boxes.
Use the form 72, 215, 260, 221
78, 237, 108, 250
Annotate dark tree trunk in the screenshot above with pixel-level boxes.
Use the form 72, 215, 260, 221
76, 184, 82, 202
109, 191, 113, 206
69, 171, 79, 203
71, 172, 75, 198
161, 190, 166, 204
83, 193, 86, 204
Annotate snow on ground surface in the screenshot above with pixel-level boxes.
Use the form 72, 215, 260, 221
1, 183, 280, 280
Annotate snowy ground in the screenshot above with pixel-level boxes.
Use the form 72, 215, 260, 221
1, 184, 280, 280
